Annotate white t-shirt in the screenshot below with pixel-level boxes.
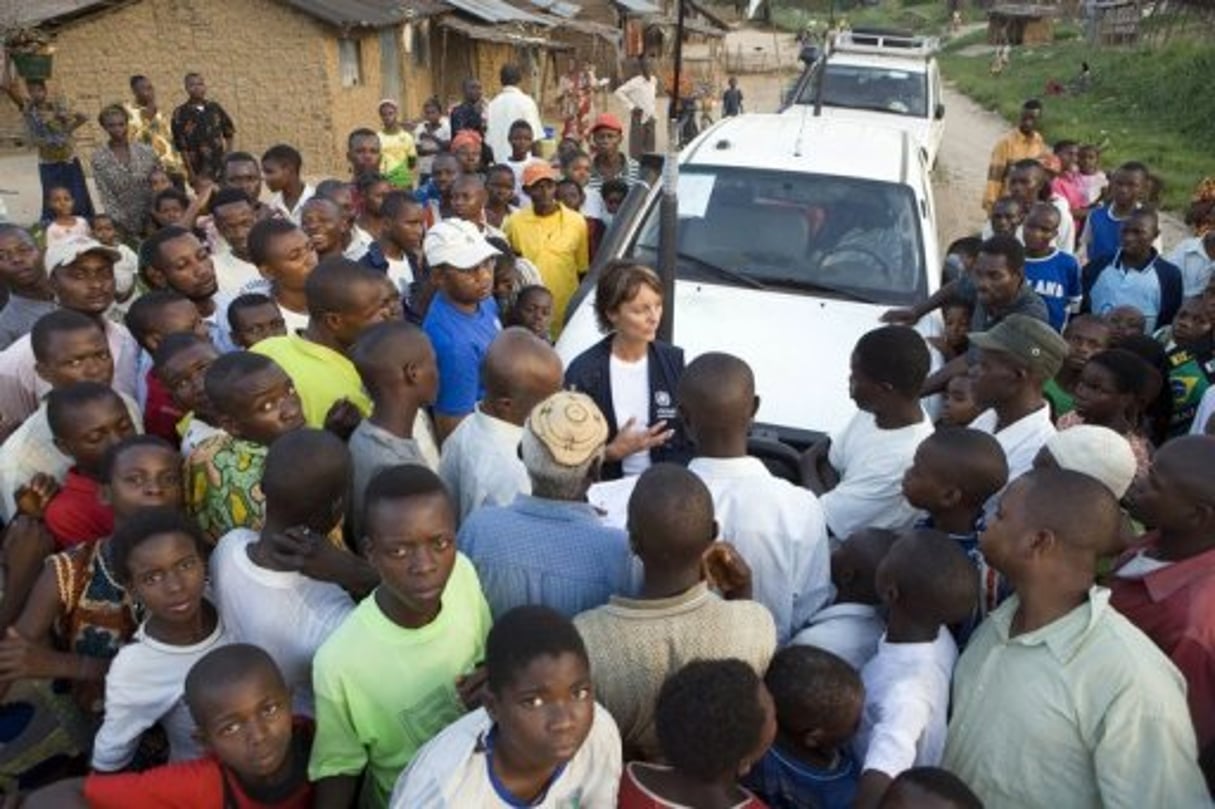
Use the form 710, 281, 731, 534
268, 184, 315, 224
505, 156, 542, 199
968, 405, 1057, 484
209, 528, 355, 716
791, 602, 885, 671
92, 612, 233, 771
390, 703, 622, 808
820, 410, 932, 538
854, 627, 957, 777
610, 354, 651, 477
387, 255, 414, 299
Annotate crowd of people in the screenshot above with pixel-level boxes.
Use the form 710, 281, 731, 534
0, 51, 1209, 809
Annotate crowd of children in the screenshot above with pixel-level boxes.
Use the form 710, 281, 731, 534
0, 67, 1210, 809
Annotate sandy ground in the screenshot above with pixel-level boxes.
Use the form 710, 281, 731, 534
0, 26, 1186, 250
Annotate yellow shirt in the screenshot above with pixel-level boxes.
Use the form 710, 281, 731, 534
252, 334, 370, 428
125, 103, 186, 177
378, 129, 417, 189
504, 204, 589, 336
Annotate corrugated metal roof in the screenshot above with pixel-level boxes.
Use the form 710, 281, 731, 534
535, 12, 621, 39
443, 0, 549, 24
611, 0, 660, 14
12, 0, 444, 30
281, 0, 412, 27
438, 13, 571, 46
9, 0, 121, 27
526, 0, 582, 18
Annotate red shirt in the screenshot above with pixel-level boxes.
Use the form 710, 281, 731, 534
618, 763, 768, 809
144, 368, 184, 447
84, 719, 314, 809
1109, 532, 1215, 749
43, 468, 113, 550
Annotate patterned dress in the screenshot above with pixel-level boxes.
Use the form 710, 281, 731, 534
90, 141, 159, 238
183, 433, 267, 545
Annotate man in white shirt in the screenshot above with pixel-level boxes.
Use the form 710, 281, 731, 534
262, 143, 315, 224
438, 328, 563, 524
1167, 230, 1215, 297
967, 314, 1067, 483
802, 326, 934, 539
484, 64, 544, 166
209, 188, 261, 296
613, 58, 658, 158
679, 352, 833, 644
210, 429, 376, 717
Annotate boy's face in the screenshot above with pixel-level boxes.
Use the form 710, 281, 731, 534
592, 128, 621, 155
195, 668, 296, 786
989, 200, 1022, 237
1063, 319, 1111, 372
0, 230, 44, 288
1173, 299, 1211, 346
900, 441, 954, 510
424, 103, 442, 124
973, 253, 1021, 309
1077, 148, 1098, 173
349, 136, 381, 174
364, 493, 458, 626
566, 157, 591, 187
158, 341, 220, 415
1119, 215, 1157, 260
92, 218, 118, 245
362, 181, 391, 217
127, 530, 206, 627
942, 375, 980, 427
1127, 445, 1189, 530
150, 233, 218, 302
326, 187, 357, 227
154, 199, 186, 227
231, 303, 287, 349
54, 395, 136, 475
1073, 361, 1125, 423
324, 279, 394, 348
301, 201, 346, 256
147, 300, 208, 351
1007, 167, 1041, 205
515, 291, 554, 338
1056, 144, 1079, 171
432, 158, 460, 195
603, 190, 626, 215
49, 188, 74, 218
847, 353, 884, 413
485, 652, 595, 771
978, 479, 1033, 575
525, 180, 558, 215
450, 183, 485, 222
262, 229, 318, 292
224, 159, 263, 202
36, 326, 113, 389
379, 104, 399, 130
1022, 210, 1058, 253
1110, 169, 1143, 207
149, 171, 173, 195
487, 173, 516, 207
387, 205, 425, 252
556, 183, 583, 211
51, 254, 117, 316
1106, 306, 1145, 341
260, 159, 291, 193
222, 366, 305, 444
942, 305, 970, 348
455, 144, 480, 174
508, 128, 533, 159
213, 201, 256, 258
437, 261, 493, 307
969, 348, 1023, 410
185, 74, 207, 101
106, 445, 183, 519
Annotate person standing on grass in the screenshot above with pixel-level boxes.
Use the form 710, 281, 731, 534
170, 73, 234, 185
981, 99, 1046, 213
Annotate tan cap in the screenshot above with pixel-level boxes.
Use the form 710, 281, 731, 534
526, 391, 608, 466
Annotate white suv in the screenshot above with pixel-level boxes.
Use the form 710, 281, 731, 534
555, 113, 941, 450
783, 28, 945, 169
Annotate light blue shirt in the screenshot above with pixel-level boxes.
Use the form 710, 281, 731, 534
1088, 250, 1164, 332
458, 494, 633, 619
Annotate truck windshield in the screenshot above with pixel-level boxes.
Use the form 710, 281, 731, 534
629, 167, 928, 306
796, 64, 928, 118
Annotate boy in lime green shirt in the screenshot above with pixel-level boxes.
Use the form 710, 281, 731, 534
309, 465, 492, 808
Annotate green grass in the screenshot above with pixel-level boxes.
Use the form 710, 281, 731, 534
940, 37, 1215, 211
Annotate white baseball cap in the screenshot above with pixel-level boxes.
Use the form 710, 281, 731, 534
45, 235, 121, 272
423, 219, 500, 270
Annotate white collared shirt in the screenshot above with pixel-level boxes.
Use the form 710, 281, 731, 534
821, 410, 933, 539
1167, 235, 1215, 297
345, 226, 373, 262
438, 407, 530, 525
791, 602, 886, 671
268, 184, 315, 224
969, 405, 1056, 484
854, 627, 958, 777
211, 249, 262, 297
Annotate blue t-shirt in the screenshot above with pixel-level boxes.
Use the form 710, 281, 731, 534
1085, 204, 1129, 262
1024, 249, 1082, 332
744, 744, 859, 809
1089, 251, 1166, 332
423, 294, 501, 417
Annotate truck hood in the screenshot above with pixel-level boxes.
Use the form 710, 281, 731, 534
557, 280, 938, 439
782, 105, 936, 161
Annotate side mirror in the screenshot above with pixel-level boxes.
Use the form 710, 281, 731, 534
934, 103, 946, 120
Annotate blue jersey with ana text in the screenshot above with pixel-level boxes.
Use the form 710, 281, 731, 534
1025, 249, 1082, 331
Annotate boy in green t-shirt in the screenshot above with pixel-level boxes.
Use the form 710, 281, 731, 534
309, 465, 492, 808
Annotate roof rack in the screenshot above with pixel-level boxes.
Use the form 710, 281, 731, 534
832, 29, 939, 56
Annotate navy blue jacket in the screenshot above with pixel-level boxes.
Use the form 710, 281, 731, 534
1081, 250, 1183, 328
564, 336, 691, 481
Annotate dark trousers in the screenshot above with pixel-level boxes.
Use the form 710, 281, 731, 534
39, 158, 95, 224
629, 113, 656, 158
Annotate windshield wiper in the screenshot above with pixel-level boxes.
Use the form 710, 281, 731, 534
676, 252, 768, 290
759, 276, 884, 304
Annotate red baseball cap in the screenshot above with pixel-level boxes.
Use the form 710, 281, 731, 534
590, 113, 624, 134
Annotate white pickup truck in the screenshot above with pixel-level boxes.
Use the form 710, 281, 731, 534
783, 28, 946, 170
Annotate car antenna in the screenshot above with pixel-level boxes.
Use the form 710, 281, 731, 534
813, 40, 828, 118
793, 103, 810, 157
